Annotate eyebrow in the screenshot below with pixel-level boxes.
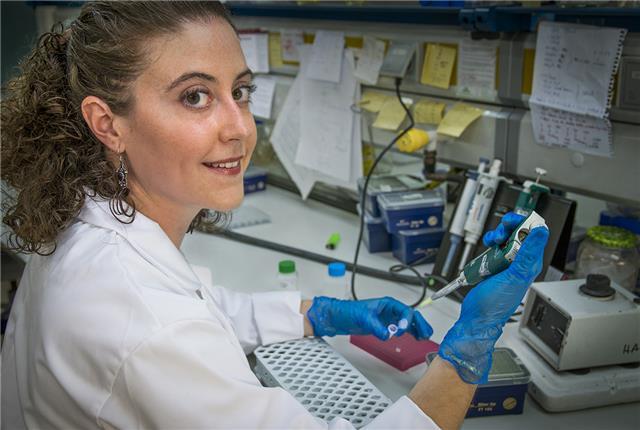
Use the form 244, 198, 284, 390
165, 69, 254, 92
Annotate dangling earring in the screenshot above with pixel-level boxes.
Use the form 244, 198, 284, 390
109, 152, 135, 223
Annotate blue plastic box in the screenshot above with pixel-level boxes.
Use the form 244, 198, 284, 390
357, 175, 425, 218
427, 348, 530, 418
363, 212, 391, 253
391, 228, 444, 264
377, 189, 445, 234
243, 166, 267, 194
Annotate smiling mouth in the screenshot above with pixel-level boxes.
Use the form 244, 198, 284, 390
202, 157, 243, 175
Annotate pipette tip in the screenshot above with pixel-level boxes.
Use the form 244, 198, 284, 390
419, 297, 433, 307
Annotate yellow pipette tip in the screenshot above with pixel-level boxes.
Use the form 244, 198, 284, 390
419, 297, 433, 307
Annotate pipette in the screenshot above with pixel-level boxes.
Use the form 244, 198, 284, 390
458, 159, 504, 271
514, 168, 549, 217
421, 211, 547, 307
441, 158, 489, 277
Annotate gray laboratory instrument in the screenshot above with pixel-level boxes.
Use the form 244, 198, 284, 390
519, 275, 640, 371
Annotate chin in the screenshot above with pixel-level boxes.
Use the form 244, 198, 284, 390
206, 190, 245, 213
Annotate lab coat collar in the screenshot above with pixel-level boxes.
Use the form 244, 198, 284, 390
77, 195, 203, 292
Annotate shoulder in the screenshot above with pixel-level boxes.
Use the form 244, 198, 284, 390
31, 219, 220, 361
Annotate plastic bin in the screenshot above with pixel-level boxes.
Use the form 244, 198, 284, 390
377, 188, 444, 234
427, 348, 530, 418
357, 174, 425, 218
243, 166, 268, 194
391, 228, 444, 264
363, 212, 392, 253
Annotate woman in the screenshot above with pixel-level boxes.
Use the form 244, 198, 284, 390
1, 2, 548, 429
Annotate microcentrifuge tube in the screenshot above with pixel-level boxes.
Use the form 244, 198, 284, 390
387, 324, 398, 338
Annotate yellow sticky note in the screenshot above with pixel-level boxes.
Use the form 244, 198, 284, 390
437, 103, 484, 138
413, 100, 446, 125
268, 32, 284, 68
359, 91, 389, 113
373, 97, 407, 131
421, 43, 457, 89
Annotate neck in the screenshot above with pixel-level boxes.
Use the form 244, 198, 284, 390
128, 184, 198, 248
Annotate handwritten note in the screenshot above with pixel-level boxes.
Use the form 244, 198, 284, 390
373, 97, 407, 131
529, 22, 626, 157
306, 30, 345, 83
354, 36, 386, 85
530, 104, 612, 157
421, 43, 457, 89
281, 29, 304, 62
239, 33, 269, 73
413, 100, 446, 125
531, 21, 627, 118
270, 77, 315, 199
297, 49, 357, 182
437, 103, 484, 138
457, 39, 497, 98
249, 76, 276, 119
359, 91, 389, 113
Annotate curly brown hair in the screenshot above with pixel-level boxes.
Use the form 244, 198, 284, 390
2, 1, 234, 255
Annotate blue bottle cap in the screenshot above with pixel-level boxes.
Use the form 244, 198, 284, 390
328, 262, 346, 277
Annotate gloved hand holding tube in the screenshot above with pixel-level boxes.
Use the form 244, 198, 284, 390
307, 296, 433, 341
438, 213, 549, 384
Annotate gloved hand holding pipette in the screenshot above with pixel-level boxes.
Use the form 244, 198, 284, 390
438, 213, 549, 384
307, 296, 433, 340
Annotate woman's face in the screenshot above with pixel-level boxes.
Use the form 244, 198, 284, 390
121, 18, 256, 214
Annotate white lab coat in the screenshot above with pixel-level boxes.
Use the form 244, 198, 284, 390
1, 196, 438, 429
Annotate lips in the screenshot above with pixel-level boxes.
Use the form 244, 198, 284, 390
202, 156, 243, 176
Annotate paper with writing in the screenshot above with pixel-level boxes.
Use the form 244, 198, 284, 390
239, 33, 269, 73
250, 76, 276, 119
281, 29, 304, 62
413, 100, 446, 125
530, 103, 612, 157
421, 43, 457, 89
373, 97, 407, 131
268, 33, 285, 68
457, 39, 498, 98
531, 21, 626, 118
359, 91, 389, 113
354, 36, 386, 85
306, 30, 345, 83
296, 50, 357, 182
270, 76, 315, 199
437, 103, 484, 138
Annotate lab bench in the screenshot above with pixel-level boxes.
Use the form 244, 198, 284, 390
181, 186, 639, 430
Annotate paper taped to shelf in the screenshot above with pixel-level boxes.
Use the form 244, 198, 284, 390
437, 103, 484, 138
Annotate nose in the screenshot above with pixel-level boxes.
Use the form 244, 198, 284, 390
216, 97, 253, 144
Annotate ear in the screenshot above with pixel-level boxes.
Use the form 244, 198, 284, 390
81, 96, 125, 153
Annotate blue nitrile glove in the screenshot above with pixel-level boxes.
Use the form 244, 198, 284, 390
307, 296, 433, 341
439, 212, 549, 384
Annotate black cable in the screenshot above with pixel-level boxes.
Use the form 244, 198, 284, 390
350, 77, 447, 307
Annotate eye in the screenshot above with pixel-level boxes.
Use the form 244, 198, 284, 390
181, 88, 211, 109
232, 84, 257, 104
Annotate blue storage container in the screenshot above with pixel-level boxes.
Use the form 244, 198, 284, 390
377, 188, 445, 234
244, 166, 268, 194
427, 348, 530, 418
391, 228, 444, 264
363, 212, 391, 253
357, 175, 425, 218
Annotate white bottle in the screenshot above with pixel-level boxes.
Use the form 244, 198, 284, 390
327, 262, 351, 300
278, 260, 297, 291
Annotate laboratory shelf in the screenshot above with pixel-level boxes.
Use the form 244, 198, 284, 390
226, 2, 640, 33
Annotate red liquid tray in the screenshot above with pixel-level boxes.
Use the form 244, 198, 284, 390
350, 334, 439, 371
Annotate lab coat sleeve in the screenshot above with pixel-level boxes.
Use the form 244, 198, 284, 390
97, 319, 438, 429
191, 264, 304, 353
